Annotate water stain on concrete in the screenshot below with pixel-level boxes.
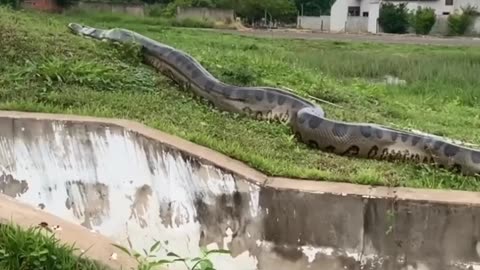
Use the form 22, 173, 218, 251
0, 173, 28, 198
129, 184, 152, 228
194, 190, 249, 252
65, 181, 110, 229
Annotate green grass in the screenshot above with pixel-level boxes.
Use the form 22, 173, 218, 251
2, 7, 480, 191
0, 222, 110, 270
62, 8, 235, 29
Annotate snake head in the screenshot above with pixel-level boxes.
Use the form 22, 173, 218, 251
67, 23, 84, 35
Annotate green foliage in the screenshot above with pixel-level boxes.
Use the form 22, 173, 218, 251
235, 0, 297, 22
147, 3, 166, 16
0, 0, 18, 9
447, 5, 479, 35
0, 222, 109, 270
294, 0, 335, 16
447, 13, 472, 35
171, 17, 215, 28
461, 4, 480, 16
378, 2, 409, 34
161, 0, 214, 17
409, 7, 436, 35
112, 240, 230, 270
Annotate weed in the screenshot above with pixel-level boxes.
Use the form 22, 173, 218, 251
112, 240, 230, 270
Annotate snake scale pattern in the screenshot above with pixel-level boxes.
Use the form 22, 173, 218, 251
67, 23, 480, 177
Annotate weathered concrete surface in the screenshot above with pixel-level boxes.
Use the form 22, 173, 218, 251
1, 110, 480, 270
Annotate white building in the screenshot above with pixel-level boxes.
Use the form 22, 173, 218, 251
329, 0, 479, 33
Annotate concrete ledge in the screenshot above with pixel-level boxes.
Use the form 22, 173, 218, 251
1, 110, 478, 205
0, 110, 480, 270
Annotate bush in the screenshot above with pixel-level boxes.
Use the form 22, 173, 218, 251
170, 17, 215, 28
147, 3, 166, 17
378, 2, 409, 34
410, 7, 436, 35
447, 13, 471, 35
447, 5, 479, 35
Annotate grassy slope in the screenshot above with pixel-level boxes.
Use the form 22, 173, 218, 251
1, 8, 480, 190
0, 222, 110, 270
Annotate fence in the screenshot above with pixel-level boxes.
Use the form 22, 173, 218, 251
72, 1, 145, 16
297, 15, 369, 33
297, 16, 330, 31
176, 7, 234, 23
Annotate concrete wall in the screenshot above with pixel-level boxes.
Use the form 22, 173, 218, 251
346, 16, 369, 32
2, 111, 480, 270
330, 0, 372, 32
299, 15, 367, 33
330, 0, 352, 32
73, 1, 145, 16
368, 1, 380, 33
297, 16, 330, 31
176, 7, 234, 23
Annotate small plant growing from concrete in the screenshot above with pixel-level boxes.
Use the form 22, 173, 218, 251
112, 240, 230, 270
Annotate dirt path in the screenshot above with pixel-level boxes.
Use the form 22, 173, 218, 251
205, 28, 480, 47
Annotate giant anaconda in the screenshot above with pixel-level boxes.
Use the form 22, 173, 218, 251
67, 23, 480, 177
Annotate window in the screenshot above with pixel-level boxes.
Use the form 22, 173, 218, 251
442, 11, 450, 15
348, 6, 360, 16
363, 12, 369, 17
445, 0, 453, 6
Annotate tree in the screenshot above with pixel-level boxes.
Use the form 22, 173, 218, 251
294, 0, 335, 16
235, 0, 297, 23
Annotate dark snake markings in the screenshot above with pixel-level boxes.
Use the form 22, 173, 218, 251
67, 23, 480, 177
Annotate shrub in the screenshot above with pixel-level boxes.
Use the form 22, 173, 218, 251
410, 7, 436, 35
378, 2, 409, 34
447, 5, 479, 35
447, 13, 471, 35
171, 17, 215, 28
147, 3, 166, 17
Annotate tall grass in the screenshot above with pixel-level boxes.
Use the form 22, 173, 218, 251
293, 45, 480, 106
0, 222, 110, 270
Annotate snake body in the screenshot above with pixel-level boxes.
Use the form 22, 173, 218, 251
67, 23, 480, 177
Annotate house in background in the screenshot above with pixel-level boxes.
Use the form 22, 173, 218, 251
329, 0, 479, 33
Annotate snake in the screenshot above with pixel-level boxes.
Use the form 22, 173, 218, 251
67, 22, 480, 177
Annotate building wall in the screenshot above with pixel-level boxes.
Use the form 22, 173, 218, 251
330, 0, 361, 32
367, 1, 380, 33
346, 16, 369, 32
